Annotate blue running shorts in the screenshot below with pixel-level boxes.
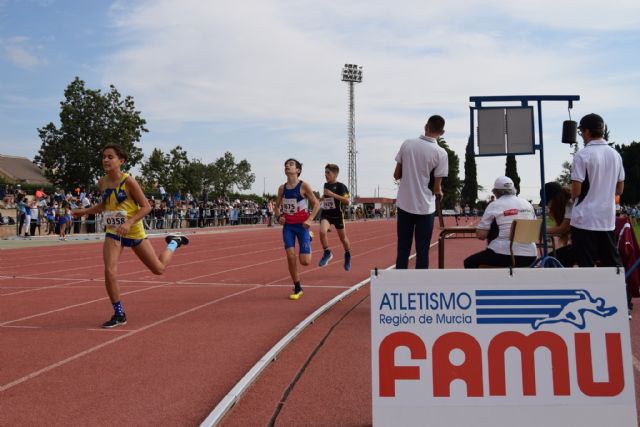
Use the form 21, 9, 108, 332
283, 223, 311, 254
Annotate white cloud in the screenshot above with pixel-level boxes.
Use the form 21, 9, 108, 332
101, 0, 640, 201
495, 0, 640, 31
1, 36, 45, 69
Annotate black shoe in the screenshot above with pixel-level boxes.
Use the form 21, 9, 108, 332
102, 314, 127, 328
165, 234, 189, 247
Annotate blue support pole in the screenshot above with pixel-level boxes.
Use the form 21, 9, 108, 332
537, 99, 549, 259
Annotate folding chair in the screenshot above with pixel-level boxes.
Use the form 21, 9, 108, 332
509, 219, 543, 267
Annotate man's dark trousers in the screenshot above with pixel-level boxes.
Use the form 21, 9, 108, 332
396, 207, 435, 269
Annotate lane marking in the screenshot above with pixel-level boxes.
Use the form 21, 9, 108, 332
177, 231, 396, 283
0, 232, 394, 324
0, 285, 261, 393
0, 325, 40, 329
199, 243, 432, 427
1, 279, 92, 297
0, 325, 134, 332
2, 229, 395, 294
263, 240, 397, 287
0, 283, 168, 326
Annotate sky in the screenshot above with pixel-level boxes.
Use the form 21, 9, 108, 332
1, 0, 639, 202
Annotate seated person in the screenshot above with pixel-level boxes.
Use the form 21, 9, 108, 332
542, 181, 577, 267
464, 176, 537, 268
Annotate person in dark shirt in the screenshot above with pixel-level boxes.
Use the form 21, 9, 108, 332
318, 164, 352, 271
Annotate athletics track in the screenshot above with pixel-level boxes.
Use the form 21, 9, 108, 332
1, 218, 640, 426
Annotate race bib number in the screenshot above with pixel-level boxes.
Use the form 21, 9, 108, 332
282, 198, 297, 215
103, 210, 128, 228
322, 198, 336, 210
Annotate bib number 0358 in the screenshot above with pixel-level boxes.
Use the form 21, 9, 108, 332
103, 210, 128, 227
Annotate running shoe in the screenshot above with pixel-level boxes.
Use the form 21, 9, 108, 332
165, 234, 190, 247
344, 251, 351, 271
102, 314, 127, 328
289, 290, 304, 300
319, 249, 333, 267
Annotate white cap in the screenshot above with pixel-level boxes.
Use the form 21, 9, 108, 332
493, 176, 514, 191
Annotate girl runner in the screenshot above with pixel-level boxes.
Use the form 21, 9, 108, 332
73, 143, 188, 328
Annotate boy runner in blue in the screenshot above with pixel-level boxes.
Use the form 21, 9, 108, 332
274, 159, 321, 300
318, 164, 352, 270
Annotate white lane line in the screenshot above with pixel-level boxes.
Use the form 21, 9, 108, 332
178, 231, 396, 283
0, 325, 134, 332
0, 285, 261, 393
0, 325, 40, 329
1, 279, 92, 297
0, 276, 89, 282
199, 242, 434, 427
0, 283, 168, 326
0, 236, 385, 324
1, 229, 394, 296
268, 284, 350, 289
263, 240, 397, 287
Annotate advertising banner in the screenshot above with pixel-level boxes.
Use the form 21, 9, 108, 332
371, 268, 637, 426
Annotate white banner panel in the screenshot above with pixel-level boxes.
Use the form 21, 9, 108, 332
371, 268, 636, 427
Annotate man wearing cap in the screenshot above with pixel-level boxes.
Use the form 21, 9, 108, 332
393, 115, 449, 269
464, 176, 537, 268
570, 113, 624, 267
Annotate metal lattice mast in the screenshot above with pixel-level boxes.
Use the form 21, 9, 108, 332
348, 81, 356, 200
342, 64, 362, 201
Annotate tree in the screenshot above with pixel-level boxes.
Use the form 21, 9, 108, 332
35, 77, 147, 190
614, 141, 640, 205
210, 152, 255, 197
182, 160, 216, 196
556, 161, 572, 186
556, 143, 579, 186
460, 136, 478, 207
505, 155, 521, 195
166, 145, 191, 193
140, 148, 171, 192
437, 137, 462, 209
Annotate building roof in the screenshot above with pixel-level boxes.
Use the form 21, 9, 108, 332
0, 154, 51, 185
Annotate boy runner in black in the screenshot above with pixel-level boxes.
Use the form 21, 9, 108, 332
319, 164, 352, 270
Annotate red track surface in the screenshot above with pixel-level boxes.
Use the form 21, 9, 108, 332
1, 220, 404, 425
3, 218, 640, 426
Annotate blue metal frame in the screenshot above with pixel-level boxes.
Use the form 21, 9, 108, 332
469, 95, 580, 267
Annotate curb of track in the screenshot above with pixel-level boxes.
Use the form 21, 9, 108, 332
200, 246, 425, 427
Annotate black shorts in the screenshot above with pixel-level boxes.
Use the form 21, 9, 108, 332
322, 215, 344, 230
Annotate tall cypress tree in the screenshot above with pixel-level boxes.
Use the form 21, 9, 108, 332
505, 154, 521, 195
436, 137, 462, 209
460, 136, 478, 207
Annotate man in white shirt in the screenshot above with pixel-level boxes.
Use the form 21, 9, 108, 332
464, 176, 537, 268
570, 113, 625, 267
393, 115, 449, 269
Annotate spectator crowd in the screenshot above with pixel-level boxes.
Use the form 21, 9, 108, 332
1, 184, 279, 237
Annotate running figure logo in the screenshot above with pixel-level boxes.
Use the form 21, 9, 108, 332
475, 289, 618, 330
532, 290, 617, 330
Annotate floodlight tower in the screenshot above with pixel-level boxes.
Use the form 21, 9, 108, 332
341, 63, 363, 201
